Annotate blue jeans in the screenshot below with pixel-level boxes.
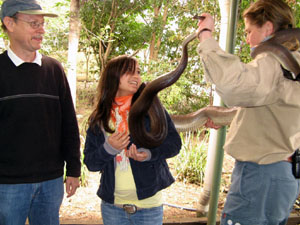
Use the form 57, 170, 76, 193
101, 200, 163, 225
221, 161, 300, 225
0, 176, 64, 225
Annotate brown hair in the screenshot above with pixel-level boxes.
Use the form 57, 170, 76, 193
88, 55, 138, 133
243, 0, 295, 32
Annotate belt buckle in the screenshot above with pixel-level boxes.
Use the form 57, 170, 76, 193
123, 204, 137, 214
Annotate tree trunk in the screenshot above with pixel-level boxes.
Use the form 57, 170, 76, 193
153, 4, 168, 59
98, 0, 117, 74
149, 3, 161, 61
67, 0, 80, 107
149, 1, 170, 61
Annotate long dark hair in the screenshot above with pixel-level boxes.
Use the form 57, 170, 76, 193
88, 55, 138, 133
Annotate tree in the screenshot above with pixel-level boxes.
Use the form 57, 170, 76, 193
80, 0, 151, 74
148, 0, 171, 61
67, 0, 81, 107
79, 0, 221, 113
28, 0, 300, 114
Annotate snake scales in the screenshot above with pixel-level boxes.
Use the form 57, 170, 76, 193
128, 28, 300, 149
251, 28, 300, 80
128, 32, 198, 148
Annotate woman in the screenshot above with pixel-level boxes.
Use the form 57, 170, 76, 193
197, 0, 300, 224
83, 55, 181, 225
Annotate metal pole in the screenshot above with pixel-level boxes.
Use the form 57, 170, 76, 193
226, 0, 239, 53
206, 127, 226, 225
206, 0, 239, 224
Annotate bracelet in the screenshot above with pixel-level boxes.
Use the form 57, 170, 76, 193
198, 28, 212, 38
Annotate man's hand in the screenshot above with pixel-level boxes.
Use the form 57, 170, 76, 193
65, 176, 80, 198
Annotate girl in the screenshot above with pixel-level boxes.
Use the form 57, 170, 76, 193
83, 55, 182, 225
197, 0, 300, 224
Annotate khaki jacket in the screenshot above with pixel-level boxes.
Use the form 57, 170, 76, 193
197, 38, 300, 164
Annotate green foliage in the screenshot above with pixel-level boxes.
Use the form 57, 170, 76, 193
80, 0, 152, 70
76, 91, 94, 187
0, 0, 298, 116
171, 130, 209, 185
289, 0, 300, 27
141, 57, 210, 114
39, 0, 70, 61
79, 134, 89, 187
77, 82, 97, 107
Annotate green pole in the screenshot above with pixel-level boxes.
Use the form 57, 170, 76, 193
206, 127, 226, 225
206, 0, 239, 224
226, 0, 239, 53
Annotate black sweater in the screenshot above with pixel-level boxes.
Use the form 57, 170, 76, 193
0, 51, 81, 184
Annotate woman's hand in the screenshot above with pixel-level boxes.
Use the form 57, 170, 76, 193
108, 131, 130, 151
205, 118, 222, 129
196, 13, 215, 42
126, 144, 148, 162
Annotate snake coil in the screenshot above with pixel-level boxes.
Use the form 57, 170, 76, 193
129, 28, 300, 148
251, 28, 300, 80
128, 32, 198, 148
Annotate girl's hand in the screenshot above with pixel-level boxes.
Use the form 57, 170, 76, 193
108, 131, 130, 151
126, 144, 148, 162
205, 118, 222, 130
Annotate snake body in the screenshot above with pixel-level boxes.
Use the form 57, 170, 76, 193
128, 28, 300, 147
251, 28, 300, 79
128, 32, 198, 148
171, 106, 238, 132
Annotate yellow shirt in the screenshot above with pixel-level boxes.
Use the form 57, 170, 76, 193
111, 95, 163, 207
114, 162, 162, 208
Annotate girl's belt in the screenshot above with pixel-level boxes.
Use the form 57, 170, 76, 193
114, 204, 142, 214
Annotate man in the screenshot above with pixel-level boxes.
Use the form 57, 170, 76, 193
0, 0, 81, 224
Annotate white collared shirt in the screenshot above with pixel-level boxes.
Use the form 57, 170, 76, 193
7, 46, 42, 67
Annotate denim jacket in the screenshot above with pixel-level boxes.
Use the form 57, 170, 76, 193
83, 111, 182, 203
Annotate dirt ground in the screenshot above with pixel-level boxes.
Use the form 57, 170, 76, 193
59, 154, 235, 224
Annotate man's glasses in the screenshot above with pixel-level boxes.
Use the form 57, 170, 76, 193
12, 17, 45, 29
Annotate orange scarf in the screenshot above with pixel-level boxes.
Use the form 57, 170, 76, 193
111, 95, 133, 133
111, 95, 133, 166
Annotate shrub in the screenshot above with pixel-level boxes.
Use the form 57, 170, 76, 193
171, 129, 208, 185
